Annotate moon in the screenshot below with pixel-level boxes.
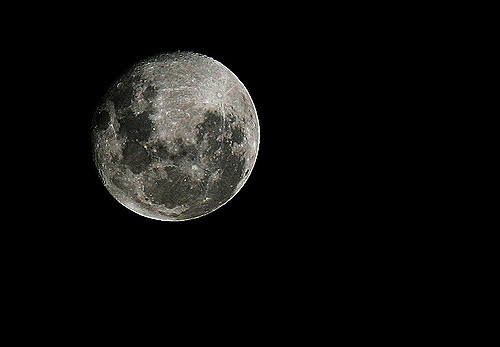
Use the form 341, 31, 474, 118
91, 52, 259, 221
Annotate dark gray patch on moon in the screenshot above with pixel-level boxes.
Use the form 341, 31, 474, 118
94, 109, 109, 131
122, 141, 151, 174
117, 111, 154, 142
92, 51, 259, 221
143, 166, 198, 209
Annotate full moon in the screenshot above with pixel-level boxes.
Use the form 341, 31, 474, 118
91, 52, 259, 221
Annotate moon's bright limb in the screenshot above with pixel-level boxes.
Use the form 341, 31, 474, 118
92, 52, 259, 221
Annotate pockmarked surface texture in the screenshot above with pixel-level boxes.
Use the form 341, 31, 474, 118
92, 52, 259, 221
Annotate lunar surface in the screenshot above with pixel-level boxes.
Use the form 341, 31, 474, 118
91, 52, 259, 221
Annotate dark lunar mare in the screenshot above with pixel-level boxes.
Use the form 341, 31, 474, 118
117, 111, 154, 142
108, 73, 136, 112
122, 141, 151, 174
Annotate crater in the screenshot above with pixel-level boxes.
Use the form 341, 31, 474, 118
142, 84, 158, 102
94, 108, 110, 131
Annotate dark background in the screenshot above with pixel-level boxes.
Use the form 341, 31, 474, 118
4, 7, 445, 332
2, 6, 469, 338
